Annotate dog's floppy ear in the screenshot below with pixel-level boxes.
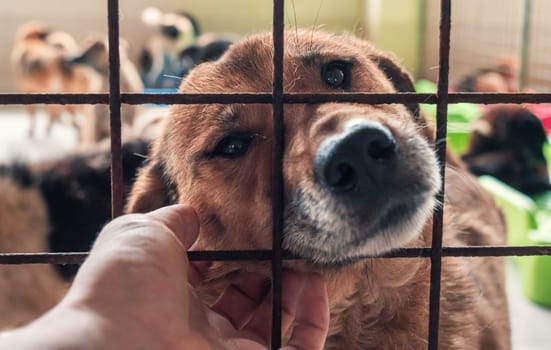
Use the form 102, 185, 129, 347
126, 162, 174, 213
374, 54, 420, 120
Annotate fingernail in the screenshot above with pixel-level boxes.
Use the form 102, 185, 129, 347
173, 205, 200, 248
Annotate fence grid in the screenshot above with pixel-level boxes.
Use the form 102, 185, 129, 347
0, 1, 550, 349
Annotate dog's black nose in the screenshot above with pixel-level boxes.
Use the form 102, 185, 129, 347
314, 121, 398, 196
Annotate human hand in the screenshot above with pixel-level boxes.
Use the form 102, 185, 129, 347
1, 205, 329, 350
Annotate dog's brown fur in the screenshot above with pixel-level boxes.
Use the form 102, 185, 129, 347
126, 30, 510, 349
11, 22, 102, 142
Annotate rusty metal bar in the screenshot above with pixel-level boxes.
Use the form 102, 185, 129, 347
271, 0, 285, 348
107, 0, 123, 218
2, 245, 551, 265
428, 0, 451, 349
0, 253, 89, 265
0, 93, 108, 104
4, 92, 551, 106
2, 246, 550, 266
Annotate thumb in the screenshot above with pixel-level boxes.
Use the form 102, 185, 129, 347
92, 204, 200, 253
145, 204, 200, 250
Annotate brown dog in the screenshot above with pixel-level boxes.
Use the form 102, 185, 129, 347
11, 22, 102, 140
125, 30, 510, 349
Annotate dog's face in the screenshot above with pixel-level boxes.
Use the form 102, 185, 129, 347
128, 31, 441, 265
11, 23, 78, 87
12, 24, 56, 74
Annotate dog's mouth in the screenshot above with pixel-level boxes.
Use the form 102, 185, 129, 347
283, 187, 437, 266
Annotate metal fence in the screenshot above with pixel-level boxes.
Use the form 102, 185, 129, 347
1, 1, 551, 349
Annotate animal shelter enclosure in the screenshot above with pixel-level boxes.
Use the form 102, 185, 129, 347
1, 0, 551, 349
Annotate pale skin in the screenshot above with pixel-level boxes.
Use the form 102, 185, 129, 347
0, 205, 329, 349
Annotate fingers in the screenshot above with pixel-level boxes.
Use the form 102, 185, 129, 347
284, 273, 329, 350
211, 271, 271, 330
215, 271, 329, 350
213, 270, 320, 347
238, 271, 304, 344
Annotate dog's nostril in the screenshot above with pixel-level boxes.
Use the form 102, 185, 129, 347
367, 138, 397, 160
326, 162, 358, 190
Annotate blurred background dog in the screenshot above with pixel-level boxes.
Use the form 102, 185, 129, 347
454, 57, 519, 93
10, 22, 101, 140
463, 105, 551, 196
138, 7, 238, 89
69, 37, 144, 143
0, 137, 151, 328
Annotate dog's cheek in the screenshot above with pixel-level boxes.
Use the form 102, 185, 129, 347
126, 163, 171, 213
191, 196, 272, 251
187, 160, 274, 250
283, 111, 322, 193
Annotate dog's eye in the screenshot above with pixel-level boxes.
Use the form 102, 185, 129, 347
211, 133, 254, 158
321, 60, 352, 89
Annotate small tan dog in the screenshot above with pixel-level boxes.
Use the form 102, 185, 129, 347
11, 22, 102, 140
128, 30, 510, 349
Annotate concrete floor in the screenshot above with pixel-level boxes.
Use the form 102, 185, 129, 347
507, 261, 551, 349
1, 107, 551, 348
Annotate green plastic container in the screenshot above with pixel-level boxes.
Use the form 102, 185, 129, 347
479, 176, 551, 307
479, 176, 536, 246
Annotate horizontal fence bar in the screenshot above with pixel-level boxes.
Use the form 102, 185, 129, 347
2, 245, 550, 265
124, 93, 273, 104
0, 252, 89, 265
3, 92, 551, 105
0, 93, 108, 105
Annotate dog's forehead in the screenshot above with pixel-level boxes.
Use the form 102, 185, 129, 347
180, 30, 385, 93
167, 31, 412, 152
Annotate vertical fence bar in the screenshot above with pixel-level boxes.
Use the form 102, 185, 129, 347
271, 0, 285, 348
428, 0, 451, 349
107, 0, 123, 218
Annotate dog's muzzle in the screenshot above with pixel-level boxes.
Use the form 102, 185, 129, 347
314, 120, 398, 197
284, 117, 439, 263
